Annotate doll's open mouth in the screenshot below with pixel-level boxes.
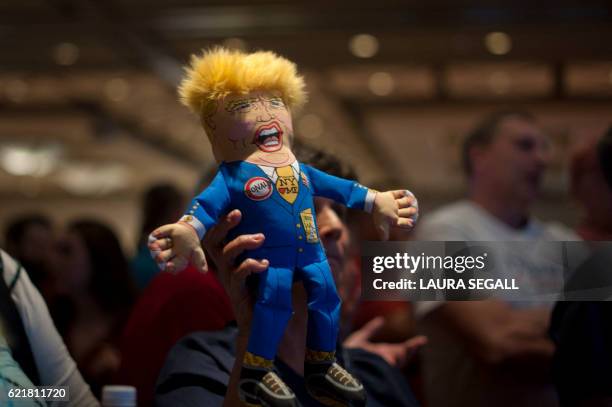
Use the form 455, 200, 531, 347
253, 122, 283, 152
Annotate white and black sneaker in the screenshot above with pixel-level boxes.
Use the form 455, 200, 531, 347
239, 367, 298, 407
305, 362, 366, 407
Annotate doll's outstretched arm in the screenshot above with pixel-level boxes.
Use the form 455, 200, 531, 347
303, 164, 418, 240
303, 164, 377, 211
149, 169, 231, 273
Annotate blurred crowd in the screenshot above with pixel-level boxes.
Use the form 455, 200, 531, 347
1, 110, 612, 406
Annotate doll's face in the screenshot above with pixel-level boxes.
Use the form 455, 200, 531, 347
203, 90, 295, 167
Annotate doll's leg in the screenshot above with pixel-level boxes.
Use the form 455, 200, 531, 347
299, 260, 341, 355
300, 260, 366, 407
246, 266, 294, 359
240, 266, 297, 407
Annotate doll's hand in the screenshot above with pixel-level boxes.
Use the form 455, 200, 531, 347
343, 317, 427, 368
203, 209, 269, 335
148, 222, 208, 273
372, 190, 419, 241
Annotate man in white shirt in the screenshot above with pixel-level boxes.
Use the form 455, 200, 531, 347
415, 111, 578, 407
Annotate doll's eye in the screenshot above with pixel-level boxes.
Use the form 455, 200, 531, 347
268, 98, 285, 109
227, 100, 254, 113
233, 102, 251, 112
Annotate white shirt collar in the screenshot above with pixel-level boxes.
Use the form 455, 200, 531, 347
290, 160, 300, 174
258, 165, 276, 179
257, 160, 300, 182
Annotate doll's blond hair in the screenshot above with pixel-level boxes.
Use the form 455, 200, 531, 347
178, 47, 307, 115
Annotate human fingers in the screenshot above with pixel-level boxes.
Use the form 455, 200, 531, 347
398, 335, 428, 366
234, 258, 269, 281
205, 209, 242, 249
222, 234, 266, 264
403, 335, 428, 352
344, 316, 385, 346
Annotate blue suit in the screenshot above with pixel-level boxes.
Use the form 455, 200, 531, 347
183, 160, 370, 360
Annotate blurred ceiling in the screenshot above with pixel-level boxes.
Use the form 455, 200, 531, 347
1, 0, 612, 202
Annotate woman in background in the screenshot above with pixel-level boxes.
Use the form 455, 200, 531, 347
50, 219, 136, 397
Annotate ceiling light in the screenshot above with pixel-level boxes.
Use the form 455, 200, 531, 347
484, 32, 512, 55
349, 34, 379, 58
0, 144, 62, 177
56, 163, 129, 196
368, 72, 394, 96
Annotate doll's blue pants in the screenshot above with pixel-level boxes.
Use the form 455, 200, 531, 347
247, 259, 340, 361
